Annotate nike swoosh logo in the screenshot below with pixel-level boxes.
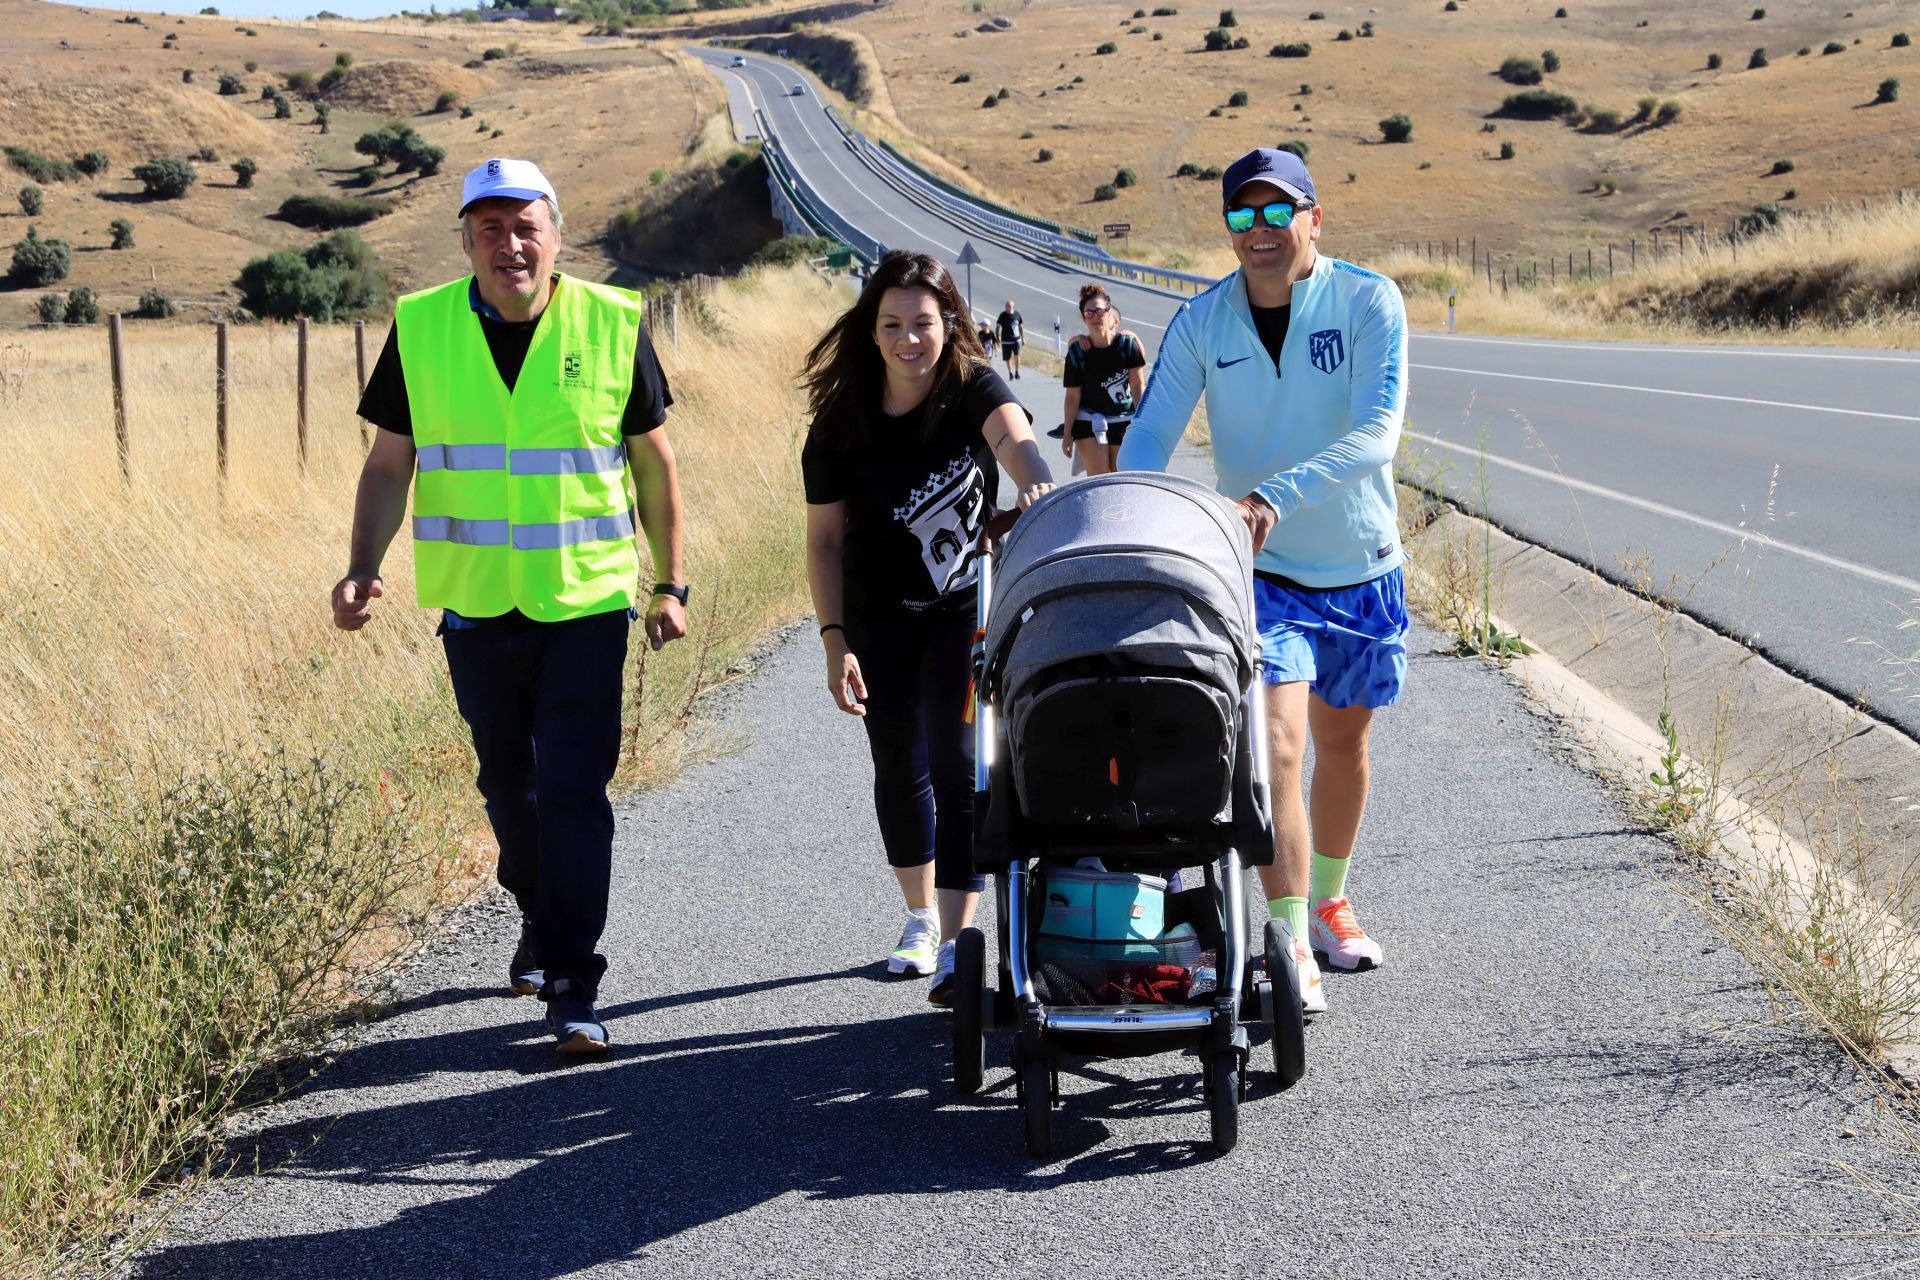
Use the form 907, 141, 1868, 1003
1216, 355, 1254, 369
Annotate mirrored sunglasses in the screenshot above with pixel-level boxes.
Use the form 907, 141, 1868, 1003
1224, 201, 1309, 234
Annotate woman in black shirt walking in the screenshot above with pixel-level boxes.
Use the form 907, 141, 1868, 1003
801, 251, 1055, 1004
1061, 283, 1148, 476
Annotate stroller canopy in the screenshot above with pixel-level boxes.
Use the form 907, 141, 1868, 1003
986, 473, 1257, 702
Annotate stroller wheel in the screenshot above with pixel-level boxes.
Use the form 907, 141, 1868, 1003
1017, 1047, 1052, 1158
953, 927, 986, 1095
1264, 919, 1307, 1089
1206, 1051, 1241, 1154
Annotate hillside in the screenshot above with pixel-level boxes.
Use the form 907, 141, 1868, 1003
0, 0, 719, 323
823, 0, 1917, 268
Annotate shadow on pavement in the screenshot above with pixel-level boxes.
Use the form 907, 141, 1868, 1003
140, 968, 1220, 1277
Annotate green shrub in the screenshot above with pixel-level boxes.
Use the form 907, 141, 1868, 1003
1037, 148, 1054, 161
1203, 27, 1234, 50
232, 157, 259, 187
1751, 6, 1765, 17
1497, 88, 1579, 117
1217, 7, 1236, 25
1152, 5, 1177, 13
1175, 161, 1199, 176
952, 72, 971, 83
1198, 165, 1222, 180
193, 145, 221, 162
1542, 48, 1561, 72
37, 293, 65, 324
110, 217, 135, 249
5, 146, 80, 184
1152, 29, 1163, 38
285, 68, 315, 91
1300, 82, 1312, 94
1500, 55, 1544, 84
1749, 47, 1768, 68
1227, 88, 1249, 106
1208, 106, 1223, 116
982, 93, 1000, 107
237, 228, 386, 320
277, 193, 392, 228
1274, 138, 1308, 159
261, 82, 280, 101
1308, 8, 1324, 17
1893, 33, 1910, 48
273, 95, 292, 119
748, 234, 839, 268
315, 102, 332, 133
243, 58, 257, 72
1359, 19, 1374, 35
1656, 99, 1683, 123
1378, 112, 1413, 142
10, 227, 72, 287
1114, 166, 1138, 187
648, 167, 669, 185
434, 90, 459, 112
1707, 51, 1723, 68
1783, 188, 1796, 200
460, 104, 474, 118
1133, 7, 1146, 16
63, 286, 100, 325
1797, 46, 1812, 56
1269, 41, 1310, 57
1554, 6, 1566, 16
1876, 76, 1900, 102
74, 150, 110, 176
996, 86, 1009, 99
1499, 139, 1515, 159
133, 287, 176, 318
1444, 0, 1458, 10
1092, 182, 1118, 201
1823, 40, 1845, 54
218, 72, 245, 95
335, 50, 354, 67
1738, 202, 1786, 235
1096, 41, 1117, 54
1633, 94, 1658, 121
482, 46, 506, 59
183, 68, 194, 82
18, 185, 43, 216
1769, 157, 1794, 175
317, 67, 346, 92
1585, 107, 1621, 130
133, 157, 197, 199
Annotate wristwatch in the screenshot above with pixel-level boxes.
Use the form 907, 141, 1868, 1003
652, 583, 690, 606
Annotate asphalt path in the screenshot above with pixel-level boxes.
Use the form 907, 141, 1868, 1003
132, 596, 1914, 1277
698, 49, 1920, 739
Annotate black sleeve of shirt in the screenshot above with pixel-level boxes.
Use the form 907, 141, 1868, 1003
1122, 333, 1148, 368
800, 431, 847, 505
1060, 342, 1085, 389
355, 325, 412, 436
964, 365, 1028, 429
622, 325, 673, 436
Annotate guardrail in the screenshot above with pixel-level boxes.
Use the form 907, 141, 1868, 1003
875, 139, 1098, 247
756, 108, 883, 269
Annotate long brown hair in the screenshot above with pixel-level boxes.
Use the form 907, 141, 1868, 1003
800, 250, 989, 451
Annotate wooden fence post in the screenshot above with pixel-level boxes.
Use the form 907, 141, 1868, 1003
108, 314, 130, 483
217, 322, 230, 488
1587, 247, 1593, 279
1607, 244, 1613, 278
354, 319, 369, 450
296, 317, 310, 471
669, 292, 679, 352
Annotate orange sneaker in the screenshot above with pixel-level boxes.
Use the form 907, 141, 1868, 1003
1309, 896, 1384, 972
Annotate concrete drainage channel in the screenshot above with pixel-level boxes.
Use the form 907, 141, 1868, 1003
1396, 485, 1920, 1085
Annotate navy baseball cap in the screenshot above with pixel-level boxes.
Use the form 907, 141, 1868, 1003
1221, 148, 1315, 207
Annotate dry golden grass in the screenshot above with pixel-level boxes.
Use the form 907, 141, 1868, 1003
1373, 192, 1920, 345
0, 264, 843, 1276
0, 71, 291, 168
316, 58, 495, 116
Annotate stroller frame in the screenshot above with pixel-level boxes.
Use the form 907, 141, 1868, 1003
951, 528, 1306, 1158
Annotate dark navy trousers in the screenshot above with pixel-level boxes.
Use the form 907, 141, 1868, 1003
440, 607, 630, 997
846, 602, 985, 894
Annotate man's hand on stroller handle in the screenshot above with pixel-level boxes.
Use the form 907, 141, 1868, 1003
1235, 493, 1278, 556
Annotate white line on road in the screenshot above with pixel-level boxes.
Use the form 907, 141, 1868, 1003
1407, 431, 1920, 595
1413, 363, 1920, 424
1417, 333, 1920, 363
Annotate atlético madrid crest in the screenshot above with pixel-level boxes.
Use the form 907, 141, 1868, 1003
1308, 328, 1345, 375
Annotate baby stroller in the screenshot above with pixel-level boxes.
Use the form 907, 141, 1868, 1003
951, 473, 1307, 1157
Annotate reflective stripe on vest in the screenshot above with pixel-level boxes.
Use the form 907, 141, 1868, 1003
397, 273, 647, 622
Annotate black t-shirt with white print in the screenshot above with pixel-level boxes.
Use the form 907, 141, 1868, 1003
1062, 331, 1147, 418
802, 366, 1023, 616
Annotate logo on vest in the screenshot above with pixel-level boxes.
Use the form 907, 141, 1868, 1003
1308, 328, 1345, 375
562, 350, 584, 385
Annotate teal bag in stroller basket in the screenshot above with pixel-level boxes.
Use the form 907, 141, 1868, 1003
1031, 865, 1212, 1006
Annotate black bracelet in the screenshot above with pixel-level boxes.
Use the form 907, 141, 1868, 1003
819, 623, 846, 638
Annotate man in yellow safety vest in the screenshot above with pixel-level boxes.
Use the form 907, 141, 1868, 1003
330, 158, 688, 1054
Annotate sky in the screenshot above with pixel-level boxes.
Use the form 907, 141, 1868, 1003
42, 0, 481, 21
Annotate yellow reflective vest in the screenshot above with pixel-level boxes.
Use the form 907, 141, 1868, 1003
396, 273, 644, 621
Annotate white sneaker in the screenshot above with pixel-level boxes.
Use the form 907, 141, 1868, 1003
888, 908, 940, 977
1309, 896, 1385, 972
1292, 937, 1328, 1016
927, 940, 958, 1007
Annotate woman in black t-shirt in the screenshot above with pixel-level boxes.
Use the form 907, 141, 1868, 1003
801, 250, 1055, 1005
1061, 282, 1148, 477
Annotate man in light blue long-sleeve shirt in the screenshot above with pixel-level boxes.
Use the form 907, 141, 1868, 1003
1118, 148, 1409, 1015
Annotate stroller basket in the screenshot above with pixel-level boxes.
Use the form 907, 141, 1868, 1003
1031, 933, 1221, 1007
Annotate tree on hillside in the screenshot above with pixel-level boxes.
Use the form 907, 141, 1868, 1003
133, 158, 197, 199
19, 186, 43, 216
1379, 113, 1414, 142
232, 157, 259, 188
10, 227, 72, 287
109, 217, 135, 249
237, 229, 387, 321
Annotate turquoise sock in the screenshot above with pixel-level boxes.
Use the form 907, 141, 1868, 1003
1268, 895, 1309, 946
1310, 851, 1351, 904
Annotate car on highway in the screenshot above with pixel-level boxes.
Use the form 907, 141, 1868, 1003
729, 55, 745, 67
791, 83, 805, 96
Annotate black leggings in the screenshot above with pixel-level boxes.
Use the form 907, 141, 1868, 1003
846, 604, 985, 893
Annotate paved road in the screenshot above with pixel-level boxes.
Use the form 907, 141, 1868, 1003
699, 49, 1920, 739
126, 432, 1917, 1276
133, 604, 1914, 1277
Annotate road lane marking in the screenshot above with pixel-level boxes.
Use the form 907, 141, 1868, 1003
1407, 431, 1920, 595
1417, 333, 1920, 364
1413, 364, 1920, 423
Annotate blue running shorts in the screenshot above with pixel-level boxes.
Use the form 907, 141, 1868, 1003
1254, 568, 1409, 709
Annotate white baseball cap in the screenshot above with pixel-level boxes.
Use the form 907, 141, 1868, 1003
458, 157, 560, 217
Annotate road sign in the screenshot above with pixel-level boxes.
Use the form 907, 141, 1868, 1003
1103, 223, 1132, 237
957, 240, 982, 308
826, 247, 852, 270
